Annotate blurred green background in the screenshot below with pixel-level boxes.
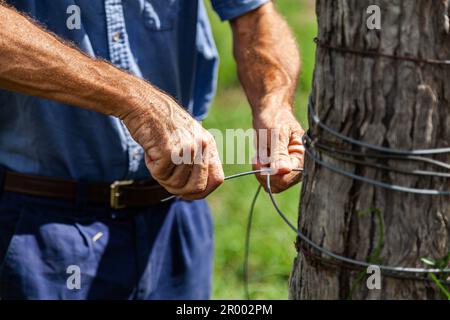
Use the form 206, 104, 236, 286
203, 0, 317, 299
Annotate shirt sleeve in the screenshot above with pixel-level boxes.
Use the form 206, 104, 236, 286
211, 0, 271, 21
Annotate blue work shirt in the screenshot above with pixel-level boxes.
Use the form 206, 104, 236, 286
0, 0, 269, 182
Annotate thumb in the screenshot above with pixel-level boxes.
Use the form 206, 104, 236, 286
270, 128, 292, 175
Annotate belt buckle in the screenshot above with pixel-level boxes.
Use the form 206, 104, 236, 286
110, 180, 134, 209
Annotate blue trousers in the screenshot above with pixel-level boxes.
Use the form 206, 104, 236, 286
0, 191, 213, 300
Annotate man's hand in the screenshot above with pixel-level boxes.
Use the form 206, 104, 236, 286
253, 107, 304, 193
123, 92, 224, 200
231, 2, 304, 192
0, 4, 224, 199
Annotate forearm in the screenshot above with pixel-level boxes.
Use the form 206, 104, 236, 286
0, 3, 224, 198
0, 4, 168, 121
231, 2, 300, 116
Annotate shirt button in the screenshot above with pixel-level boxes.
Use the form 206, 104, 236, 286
112, 32, 121, 42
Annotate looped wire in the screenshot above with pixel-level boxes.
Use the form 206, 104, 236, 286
314, 37, 450, 66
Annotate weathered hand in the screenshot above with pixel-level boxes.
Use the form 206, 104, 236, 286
253, 108, 305, 193
123, 92, 224, 200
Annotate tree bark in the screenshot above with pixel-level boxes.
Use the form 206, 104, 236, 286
289, 0, 450, 300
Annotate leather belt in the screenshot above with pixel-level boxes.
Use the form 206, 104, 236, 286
2, 171, 172, 209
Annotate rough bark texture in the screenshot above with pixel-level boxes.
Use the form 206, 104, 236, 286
289, 0, 450, 300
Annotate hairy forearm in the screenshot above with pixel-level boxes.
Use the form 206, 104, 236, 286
231, 2, 300, 115
0, 4, 168, 120
0, 4, 225, 197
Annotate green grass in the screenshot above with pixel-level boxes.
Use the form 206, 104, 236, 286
203, 0, 317, 299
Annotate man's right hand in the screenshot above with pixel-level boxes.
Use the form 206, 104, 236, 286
122, 91, 224, 200
0, 4, 224, 200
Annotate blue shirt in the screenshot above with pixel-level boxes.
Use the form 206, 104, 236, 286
0, 0, 269, 182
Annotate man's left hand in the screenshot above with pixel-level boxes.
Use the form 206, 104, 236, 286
253, 107, 305, 193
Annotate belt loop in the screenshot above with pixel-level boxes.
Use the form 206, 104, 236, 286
76, 180, 89, 209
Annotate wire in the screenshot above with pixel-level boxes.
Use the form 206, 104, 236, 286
304, 95, 450, 195
243, 184, 262, 300
157, 165, 450, 298
264, 174, 450, 275
157, 111, 450, 291
164, 37, 450, 298
224, 169, 272, 180
303, 139, 450, 196
160, 168, 274, 202
321, 150, 450, 178
314, 37, 450, 66
308, 97, 450, 155
265, 96, 450, 275
311, 138, 450, 172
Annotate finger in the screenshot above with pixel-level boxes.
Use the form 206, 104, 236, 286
288, 130, 305, 155
270, 127, 292, 175
254, 148, 303, 193
289, 144, 305, 156
289, 153, 303, 170
145, 151, 176, 181
267, 153, 303, 192
256, 128, 271, 168
168, 163, 206, 197
159, 164, 193, 191
290, 130, 305, 145
145, 127, 194, 181
181, 162, 223, 200
181, 138, 224, 200
289, 129, 305, 157
151, 134, 203, 193
176, 137, 209, 196
268, 171, 302, 193
158, 138, 199, 190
